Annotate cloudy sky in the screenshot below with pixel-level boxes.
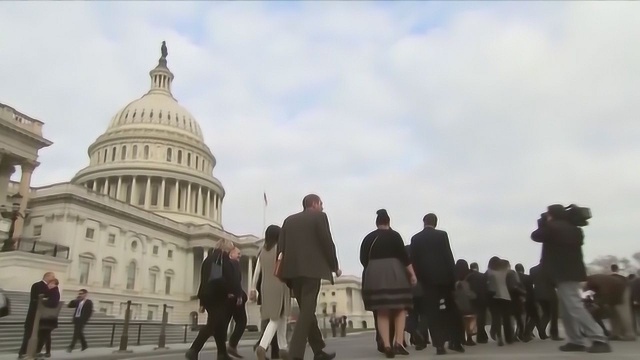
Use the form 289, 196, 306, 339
1, 1, 639, 276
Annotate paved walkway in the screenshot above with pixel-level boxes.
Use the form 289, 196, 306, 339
2, 332, 639, 360
125, 332, 639, 360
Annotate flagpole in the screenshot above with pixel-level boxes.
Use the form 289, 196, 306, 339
262, 191, 267, 236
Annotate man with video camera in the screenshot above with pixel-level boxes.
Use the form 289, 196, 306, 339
531, 204, 611, 353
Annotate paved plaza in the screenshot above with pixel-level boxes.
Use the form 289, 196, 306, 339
1, 331, 638, 360
123, 332, 639, 360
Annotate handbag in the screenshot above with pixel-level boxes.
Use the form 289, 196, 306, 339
274, 254, 283, 281
209, 251, 224, 281
40, 302, 64, 320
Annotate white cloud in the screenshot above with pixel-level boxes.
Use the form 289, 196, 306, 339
1, 1, 640, 276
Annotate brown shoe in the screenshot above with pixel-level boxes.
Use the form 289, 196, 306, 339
227, 346, 243, 358
256, 346, 268, 360
279, 349, 290, 360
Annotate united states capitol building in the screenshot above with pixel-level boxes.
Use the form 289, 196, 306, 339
0, 44, 373, 329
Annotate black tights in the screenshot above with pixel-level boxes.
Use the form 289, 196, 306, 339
190, 300, 234, 355
490, 299, 513, 343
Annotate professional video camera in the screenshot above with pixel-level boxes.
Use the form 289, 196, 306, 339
538, 204, 592, 227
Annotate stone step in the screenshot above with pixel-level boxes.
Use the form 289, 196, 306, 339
0, 325, 260, 353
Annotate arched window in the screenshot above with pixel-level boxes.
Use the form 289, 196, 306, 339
187, 153, 191, 167
166, 148, 172, 162
103, 149, 108, 163
126, 261, 137, 290
121, 146, 127, 160
195, 155, 199, 169
111, 147, 117, 161
202, 159, 205, 171
143, 145, 150, 159
132, 145, 138, 159
177, 150, 183, 164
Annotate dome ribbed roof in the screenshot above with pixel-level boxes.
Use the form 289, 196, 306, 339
105, 50, 204, 141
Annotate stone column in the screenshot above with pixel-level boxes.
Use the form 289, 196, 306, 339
212, 194, 217, 220
216, 196, 221, 221
0, 157, 15, 206
92, 180, 97, 192
159, 178, 166, 209
197, 186, 203, 216
174, 180, 180, 211
186, 183, 192, 213
205, 189, 211, 218
131, 176, 138, 205
185, 248, 195, 295
11, 162, 36, 240
116, 176, 123, 200
144, 176, 151, 209
248, 256, 254, 291
102, 178, 109, 195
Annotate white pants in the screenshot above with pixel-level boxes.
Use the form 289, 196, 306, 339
259, 316, 288, 350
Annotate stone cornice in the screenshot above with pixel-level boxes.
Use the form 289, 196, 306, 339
71, 165, 225, 195
27, 183, 261, 246
0, 120, 53, 149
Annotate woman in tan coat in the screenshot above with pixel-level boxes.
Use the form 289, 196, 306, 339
250, 225, 291, 360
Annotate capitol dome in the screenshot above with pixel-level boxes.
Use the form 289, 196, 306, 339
72, 42, 225, 228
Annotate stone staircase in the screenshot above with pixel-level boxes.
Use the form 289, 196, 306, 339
0, 289, 258, 354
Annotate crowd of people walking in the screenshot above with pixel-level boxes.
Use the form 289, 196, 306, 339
186, 195, 640, 360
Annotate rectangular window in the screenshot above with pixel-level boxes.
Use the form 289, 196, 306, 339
79, 261, 90, 285
102, 265, 112, 288
33, 225, 42, 237
149, 273, 157, 292
85, 228, 95, 239
165, 276, 172, 295
153, 245, 159, 255
167, 250, 173, 259
108, 234, 116, 245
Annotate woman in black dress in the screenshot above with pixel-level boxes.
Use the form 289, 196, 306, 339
37, 278, 61, 357
361, 209, 417, 358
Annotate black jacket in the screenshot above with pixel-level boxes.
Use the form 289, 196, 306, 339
25, 281, 49, 329
531, 219, 587, 283
197, 249, 242, 307
410, 227, 456, 288
68, 298, 93, 324
529, 264, 556, 301
466, 270, 488, 303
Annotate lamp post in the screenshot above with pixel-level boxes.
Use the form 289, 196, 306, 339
1, 193, 24, 252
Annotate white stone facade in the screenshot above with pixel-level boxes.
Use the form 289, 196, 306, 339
1, 44, 371, 329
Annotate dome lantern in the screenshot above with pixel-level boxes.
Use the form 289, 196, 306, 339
148, 41, 174, 97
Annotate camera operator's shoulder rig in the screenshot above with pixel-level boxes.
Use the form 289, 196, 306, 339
539, 204, 592, 227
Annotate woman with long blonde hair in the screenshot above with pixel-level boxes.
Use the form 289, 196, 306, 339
186, 239, 243, 360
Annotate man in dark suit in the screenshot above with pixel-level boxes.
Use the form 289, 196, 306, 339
516, 264, 538, 342
404, 245, 428, 350
410, 213, 463, 355
18, 272, 55, 359
278, 194, 340, 360
467, 262, 488, 343
529, 263, 560, 340
66, 289, 93, 352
